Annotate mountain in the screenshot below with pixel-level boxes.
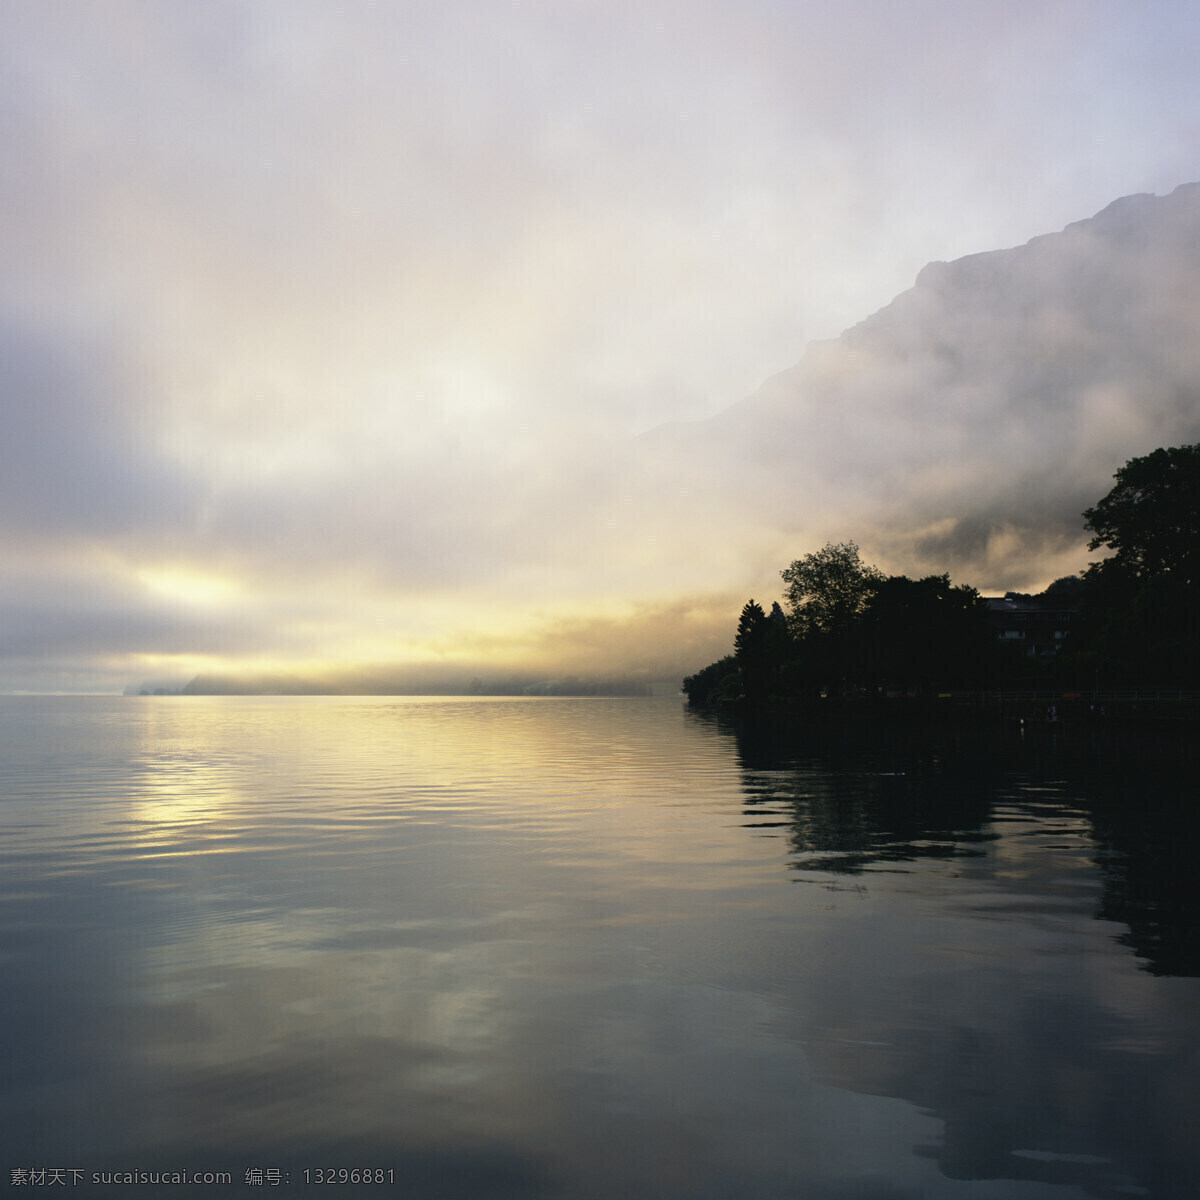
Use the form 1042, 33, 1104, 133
639, 183, 1200, 591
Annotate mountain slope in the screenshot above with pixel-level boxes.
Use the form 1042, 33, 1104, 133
641, 183, 1200, 589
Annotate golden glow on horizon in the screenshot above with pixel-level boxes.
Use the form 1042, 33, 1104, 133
111, 589, 740, 690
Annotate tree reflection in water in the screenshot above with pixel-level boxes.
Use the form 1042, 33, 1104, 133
681, 708, 1199, 1198
714, 711, 1200, 977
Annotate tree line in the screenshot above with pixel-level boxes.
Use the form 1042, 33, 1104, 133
683, 443, 1200, 707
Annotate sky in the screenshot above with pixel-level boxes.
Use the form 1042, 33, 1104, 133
3, 0, 1200, 692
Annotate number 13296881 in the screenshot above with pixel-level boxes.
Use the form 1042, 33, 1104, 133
303, 1168, 396, 1184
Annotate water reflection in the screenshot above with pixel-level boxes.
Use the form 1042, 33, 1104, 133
2, 697, 1198, 1198
690, 708, 1200, 1196
696, 709, 1200, 973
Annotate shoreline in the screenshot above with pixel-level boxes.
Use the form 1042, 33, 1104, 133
694, 690, 1200, 727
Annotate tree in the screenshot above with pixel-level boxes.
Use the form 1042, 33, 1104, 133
733, 600, 771, 706
1075, 444, 1200, 685
1044, 575, 1085, 597
764, 601, 792, 663
1083, 443, 1200, 585
780, 541, 884, 696
859, 574, 991, 693
734, 599, 768, 658
682, 655, 738, 707
781, 541, 883, 641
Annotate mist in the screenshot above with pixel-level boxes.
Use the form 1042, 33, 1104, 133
3, 3, 1200, 692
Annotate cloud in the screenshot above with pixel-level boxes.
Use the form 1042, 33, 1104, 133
0, 319, 198, 545
3, 3, 1200, 689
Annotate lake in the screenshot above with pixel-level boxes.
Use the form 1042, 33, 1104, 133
1, 695, 1197, 1198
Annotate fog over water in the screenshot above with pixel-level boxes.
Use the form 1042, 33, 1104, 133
3, 3, 1200, 692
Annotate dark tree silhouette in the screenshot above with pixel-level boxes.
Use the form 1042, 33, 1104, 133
1073, 444, 1200, 685
734, 599, 768, 657
734, 599, 770, 706
1083, 443, 1200, 584
781, 541, 883, 640
682, 655, 738, 707
682, 446, 1200, 706
781, 541, 883, 696
858, 574, 991, 694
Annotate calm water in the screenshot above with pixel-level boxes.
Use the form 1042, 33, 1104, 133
1, 695, 1197, 1199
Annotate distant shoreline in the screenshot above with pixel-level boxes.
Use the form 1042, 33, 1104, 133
126, 678, 672, 698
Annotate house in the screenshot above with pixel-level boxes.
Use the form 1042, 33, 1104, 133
983, 592, 1081, 659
